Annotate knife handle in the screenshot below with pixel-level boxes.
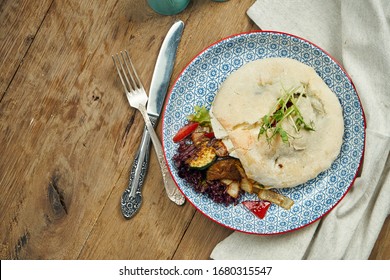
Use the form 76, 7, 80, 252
120, 116, 156, 219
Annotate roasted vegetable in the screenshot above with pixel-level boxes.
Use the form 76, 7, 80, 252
190, 125, 212, 146
206, 158, 241, 181
257, 189, 294, 210
186, 144, 217, 170
191, 133, 208, 147
235, 162, 254, 193
211, 139, 229, 157
226, 181, 240, 198
239, 178, 254, 194
252, 183, 266, 193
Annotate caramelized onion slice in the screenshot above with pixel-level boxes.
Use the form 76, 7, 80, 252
257, 189, 294, 210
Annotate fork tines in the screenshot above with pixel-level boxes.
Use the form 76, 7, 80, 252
112, 50, 143, 93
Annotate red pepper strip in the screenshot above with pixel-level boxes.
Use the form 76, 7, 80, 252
204, 132, 215, 138
242, 200, 271, 219
173, 122, 199, 143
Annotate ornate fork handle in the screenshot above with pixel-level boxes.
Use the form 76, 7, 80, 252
138, 104, 185, 205
120, 116, 156, 219
121, 112, 185, 219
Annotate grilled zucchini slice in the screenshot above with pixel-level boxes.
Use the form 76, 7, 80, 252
187, 145, 217, 170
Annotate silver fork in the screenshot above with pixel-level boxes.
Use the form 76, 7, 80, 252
112, 50, 185, 207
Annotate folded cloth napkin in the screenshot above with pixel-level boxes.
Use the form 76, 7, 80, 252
211, 0, 390, 260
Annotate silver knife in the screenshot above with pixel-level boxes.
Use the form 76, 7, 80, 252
121, 20, 185, 219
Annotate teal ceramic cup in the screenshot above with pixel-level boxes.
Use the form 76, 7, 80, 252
147, 0, 191, 15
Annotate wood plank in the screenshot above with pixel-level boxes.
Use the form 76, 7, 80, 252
369, 215, 390, 259
173, 211, 233, 260
0, 0, 53, 100
0, 0, 151, 259
77, 158, 195, 259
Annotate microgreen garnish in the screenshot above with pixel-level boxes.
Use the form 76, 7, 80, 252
258, 84, 315, 144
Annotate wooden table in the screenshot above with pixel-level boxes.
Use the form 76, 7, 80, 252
1, 0, 389, 260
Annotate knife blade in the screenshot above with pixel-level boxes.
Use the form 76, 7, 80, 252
147, 21, 184, 117
121, 20, 185, 219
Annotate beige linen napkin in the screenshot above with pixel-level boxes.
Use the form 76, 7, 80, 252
211, 0, 390, 260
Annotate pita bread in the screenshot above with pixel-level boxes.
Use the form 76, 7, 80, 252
210, 58, 344, 189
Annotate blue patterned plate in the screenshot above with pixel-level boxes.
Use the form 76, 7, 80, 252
161, 31, 365, 235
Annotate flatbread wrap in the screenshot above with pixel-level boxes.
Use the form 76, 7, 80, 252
210, 58, 344, 189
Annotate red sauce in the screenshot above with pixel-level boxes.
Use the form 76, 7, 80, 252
242, 200, 271, 219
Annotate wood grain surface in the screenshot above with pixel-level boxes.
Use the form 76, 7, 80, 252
0, 0, 388, 260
